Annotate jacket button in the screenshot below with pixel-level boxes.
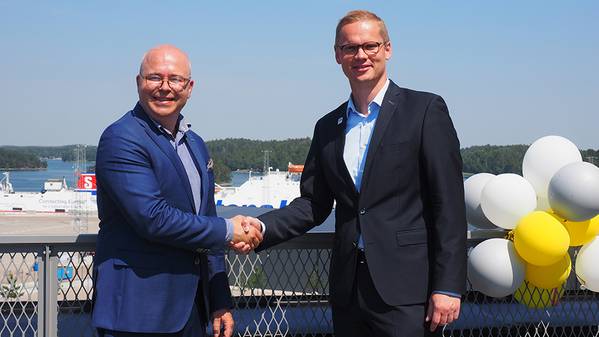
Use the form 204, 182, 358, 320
194, 256, 200, 265
359, 208, 366, 215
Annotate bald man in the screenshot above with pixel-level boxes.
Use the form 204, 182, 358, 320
92, 45, 261, 337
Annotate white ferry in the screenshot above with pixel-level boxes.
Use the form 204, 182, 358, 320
0, 172, 97, 213
215, 163, 302, 209
1, 161, 301, 214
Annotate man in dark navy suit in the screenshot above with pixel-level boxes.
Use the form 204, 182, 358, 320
92, 45, 262, 337
254, 10, 467, 337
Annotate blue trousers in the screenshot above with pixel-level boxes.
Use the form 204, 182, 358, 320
97, 303, 205, 337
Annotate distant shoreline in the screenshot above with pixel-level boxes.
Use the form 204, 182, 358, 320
0, 167, 46, 171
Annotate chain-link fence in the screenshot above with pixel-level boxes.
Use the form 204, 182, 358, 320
1, 233, 598, 337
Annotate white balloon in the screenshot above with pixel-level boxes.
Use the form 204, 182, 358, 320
575, 237, 599, 292
464, 173, 497, 229
549, 162, 599, 221
522, 135, 582, 210
468, 238, 525, 298
481, 174, 537, 229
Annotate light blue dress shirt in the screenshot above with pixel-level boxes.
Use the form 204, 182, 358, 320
343, 79, 389, 250
152, 116, 234, 246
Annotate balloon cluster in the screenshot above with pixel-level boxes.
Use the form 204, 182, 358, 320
465, 136, 599, 308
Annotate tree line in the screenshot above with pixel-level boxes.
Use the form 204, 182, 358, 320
2, 141, 598, 183
0, 145, 95, 162
0, 148, 47, 170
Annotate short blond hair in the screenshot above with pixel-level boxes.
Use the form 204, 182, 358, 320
335, 10, 390, 45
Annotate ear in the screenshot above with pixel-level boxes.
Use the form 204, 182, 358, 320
384, 42, 392, 60
186, 79, 195, 97
334, 47, 343, 65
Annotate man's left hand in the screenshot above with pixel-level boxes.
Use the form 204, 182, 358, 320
212, 309, 234, 337
425, 293, 461, 332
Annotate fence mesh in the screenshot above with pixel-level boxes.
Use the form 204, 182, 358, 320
1, 237, 599, 337
0, 250, 38, 337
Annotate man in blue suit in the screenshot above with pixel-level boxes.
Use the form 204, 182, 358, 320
92, 45, 262, 337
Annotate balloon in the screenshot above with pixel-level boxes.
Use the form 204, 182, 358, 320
468, 238, 525, 298
513, 211, 570, 266
548, 162, 599, 221
464, 173, 497, 229
514, 280, 565, 309
481, 174, 537, 229
525, 254, 571, 289
551, 212, 599, 246
522, 135, 582, 211
576, 237, 599, 292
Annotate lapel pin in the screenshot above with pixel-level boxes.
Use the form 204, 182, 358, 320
337, 117, 343, 125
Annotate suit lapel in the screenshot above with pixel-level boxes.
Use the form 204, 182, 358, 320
133, 105, 196, 211
333, 102, 359, 197
359, 83, 402, 194
185, 136, 209, 214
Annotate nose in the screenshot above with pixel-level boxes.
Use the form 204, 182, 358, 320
354, 46, 368, 60
157, 79, 171, 91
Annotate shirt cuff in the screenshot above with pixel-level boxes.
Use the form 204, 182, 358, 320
224, 218, 234, 242
432, 290, 461, 298
258, 220, 266, 235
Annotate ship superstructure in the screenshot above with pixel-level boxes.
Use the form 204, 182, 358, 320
215, 163, 302, 209
0, 172, 97, 213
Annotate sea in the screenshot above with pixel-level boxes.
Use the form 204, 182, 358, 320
5, 159, 254, 192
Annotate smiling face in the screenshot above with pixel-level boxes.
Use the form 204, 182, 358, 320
335, 20, 392, 89
136, 46, 194, 124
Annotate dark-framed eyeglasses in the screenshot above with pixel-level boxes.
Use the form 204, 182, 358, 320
336, 41, 388, 56
142, 74, 191, 92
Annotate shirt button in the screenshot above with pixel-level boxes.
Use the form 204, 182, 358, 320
359, 209, 366, 215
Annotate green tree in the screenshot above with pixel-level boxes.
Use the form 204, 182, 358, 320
245, 266, 267, 290
0, 272, 24, 299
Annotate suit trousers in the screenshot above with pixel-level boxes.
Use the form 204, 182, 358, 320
97, 302, 206, 337
332, 251, 442, 337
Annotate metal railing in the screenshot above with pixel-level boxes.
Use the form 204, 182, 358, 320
1, 231, 598, 337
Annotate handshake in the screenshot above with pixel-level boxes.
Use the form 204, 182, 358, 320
228, 215, 264, 254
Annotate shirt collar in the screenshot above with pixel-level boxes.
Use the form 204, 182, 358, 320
150, 114, 191, 137
347, 79, 390, 117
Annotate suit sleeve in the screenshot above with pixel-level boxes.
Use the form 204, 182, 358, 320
203, 146, 233, 312
96, 126, 227, 252
420, 95, 467, 295
257, 121, 335, 250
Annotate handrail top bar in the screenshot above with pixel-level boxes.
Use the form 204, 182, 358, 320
0, 234, 98, 245
0, 230, 506, 245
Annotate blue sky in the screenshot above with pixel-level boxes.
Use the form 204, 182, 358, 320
1, 1, 597, 149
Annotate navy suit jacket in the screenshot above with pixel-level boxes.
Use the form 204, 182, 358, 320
92, 103, 232, 333
258, 82, 467, 306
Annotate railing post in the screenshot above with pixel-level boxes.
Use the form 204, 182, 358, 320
37, 244, 58, 337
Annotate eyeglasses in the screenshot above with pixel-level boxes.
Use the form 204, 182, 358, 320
336, 41, 388, 56
142, 74, 191, 92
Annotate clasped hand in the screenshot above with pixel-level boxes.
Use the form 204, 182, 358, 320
228, 215, 263, 254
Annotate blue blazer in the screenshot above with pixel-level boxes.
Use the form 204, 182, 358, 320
92, 103, 232, 333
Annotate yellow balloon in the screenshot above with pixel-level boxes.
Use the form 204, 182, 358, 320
514, 211, 570, 266
514, 280, 565, 309
525, 254, 571, 289
551, 212, 599, 247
